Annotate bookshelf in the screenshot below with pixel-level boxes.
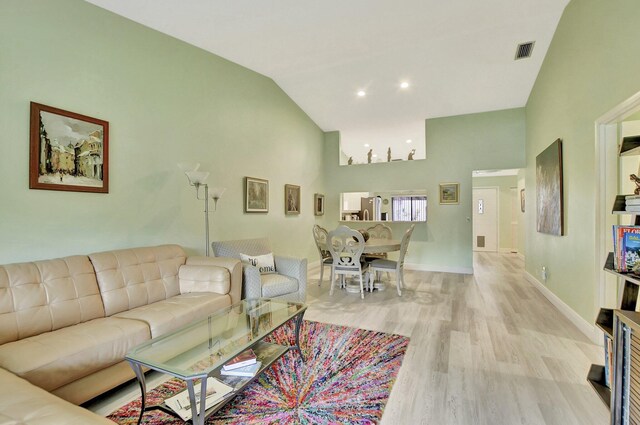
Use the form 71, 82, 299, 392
592, 194, 640, 423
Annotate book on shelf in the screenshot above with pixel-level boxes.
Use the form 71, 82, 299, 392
220, 361, 261, 377
222, 349, 257, 371
627, 199, 640, 206
626, 194, 640, 200
626, 205, 640, 212
164, 377, 233, 421
604, 335, 611, 388
613, 225, 640, 272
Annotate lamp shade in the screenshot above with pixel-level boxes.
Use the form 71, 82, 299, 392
210, 187, 226, 200
185, 170, 209, 184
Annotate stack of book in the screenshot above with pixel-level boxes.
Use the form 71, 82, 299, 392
604, 335, 614, 388
613, 225, 640, 272
165, 377, 233, 421
221, 349, 261, 378
627, 195, 640, 212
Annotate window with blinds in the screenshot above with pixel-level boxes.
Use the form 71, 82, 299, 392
391, 196, 427, 222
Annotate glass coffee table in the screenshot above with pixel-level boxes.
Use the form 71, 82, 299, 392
125, 298, 307, 425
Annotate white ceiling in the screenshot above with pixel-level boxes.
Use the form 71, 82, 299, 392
85, 0, 569, 163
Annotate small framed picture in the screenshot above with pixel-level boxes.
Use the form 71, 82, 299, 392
29, 102, 109, 193
520, 188, 525, 213
245, 177, 269, 213
439, 182, 459, 204
285, 184, 301, 215
314, 193, 325, 216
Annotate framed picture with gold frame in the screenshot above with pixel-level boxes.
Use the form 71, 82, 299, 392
285, 184, 300, 215
244, 176, 269, 213
314, 193, 325, 216
439, 182, 459, 205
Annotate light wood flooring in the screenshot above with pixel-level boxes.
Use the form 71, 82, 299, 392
88, 252, 609, 424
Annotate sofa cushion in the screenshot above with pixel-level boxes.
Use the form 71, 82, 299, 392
0, 255, 105, 345
114, 293, 231, 337
178, 264, 230, 294
90, 245, 187, 316
261, 274, 299, 298
0, 367, 114, 425
0, 317, 149, 392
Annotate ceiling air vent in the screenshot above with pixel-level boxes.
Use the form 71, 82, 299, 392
515, 41, 535, 60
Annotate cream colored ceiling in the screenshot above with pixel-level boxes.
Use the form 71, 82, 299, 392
85, 0, 570, 163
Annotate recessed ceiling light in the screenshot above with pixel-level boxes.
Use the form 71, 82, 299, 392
406, 139, 412, 144
400, 82, 410, 89
357, 90, 366, 97
364, 143, 370, 147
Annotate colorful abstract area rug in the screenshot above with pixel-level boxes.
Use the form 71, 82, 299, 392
108, 320, 409, 425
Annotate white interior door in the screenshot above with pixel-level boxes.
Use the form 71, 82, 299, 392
510, 187, 518, 253
473, 187, 498, 252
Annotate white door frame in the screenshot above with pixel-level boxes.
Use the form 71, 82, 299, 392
472, 186, 499, 252
595, 91, 640, 340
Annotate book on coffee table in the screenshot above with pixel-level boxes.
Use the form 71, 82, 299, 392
165, 377, 233, 421
222, 349, 257, 371
220, 361, 261, 377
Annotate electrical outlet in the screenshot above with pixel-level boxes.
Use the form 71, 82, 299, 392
541, 266, 547, 281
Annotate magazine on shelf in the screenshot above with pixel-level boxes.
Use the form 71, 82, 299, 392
613, 225, 640, 272
221, 361, 262, 377
165, 377, 233, 421
624, 231, 640, 272
222, 349, 257, 371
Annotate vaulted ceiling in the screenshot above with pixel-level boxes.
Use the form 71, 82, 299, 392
85, 0, 570, 163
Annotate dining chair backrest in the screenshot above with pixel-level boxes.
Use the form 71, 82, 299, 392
397, 224, 416, 267
367, 223, 393, 240
327, 225, 366, 271
312, 224, 330, 259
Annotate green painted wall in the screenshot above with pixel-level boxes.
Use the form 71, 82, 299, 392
0, 0, 325, 263
525, 0, 640, 322
472, 175, 518, 252
323, 108, 526, 272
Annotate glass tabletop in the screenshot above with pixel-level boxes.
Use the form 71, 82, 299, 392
126, 298, 306, 379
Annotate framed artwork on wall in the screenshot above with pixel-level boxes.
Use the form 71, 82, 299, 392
536, 138, 563, 235
29, 102, 109, 193
314, 193, 325, 216
439, 182, 459, 204
245, 176, 269, 213
285, 184, 300, 215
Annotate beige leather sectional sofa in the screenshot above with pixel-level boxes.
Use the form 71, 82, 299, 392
0, 245, 241, 425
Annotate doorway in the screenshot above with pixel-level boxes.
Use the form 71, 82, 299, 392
473, 187, 498, 251
472, 168, 523, 254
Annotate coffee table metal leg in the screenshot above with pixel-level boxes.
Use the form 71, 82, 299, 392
294, 312, 305, 362
128, 361, 147, 425
186, 375, 210, 425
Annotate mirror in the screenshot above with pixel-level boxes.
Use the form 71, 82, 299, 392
340, 190, 427, 222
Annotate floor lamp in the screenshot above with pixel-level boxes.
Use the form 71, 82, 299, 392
178, 162, 226, 256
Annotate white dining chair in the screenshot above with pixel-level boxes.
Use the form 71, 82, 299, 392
327, 225, 368, 299
365, 223, 393, 261
366, 223, 393, 240
368, 224, 415, 296
312, 224, 332, 285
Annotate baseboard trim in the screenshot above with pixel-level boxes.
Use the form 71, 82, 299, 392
523, 271, 601, 344
499, 248, 518, 254
404, 263, 473, 275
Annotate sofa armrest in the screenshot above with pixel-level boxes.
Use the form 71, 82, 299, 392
243, 265, 263, 300
182, 257, 242, 304
274, 255, 307, 302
